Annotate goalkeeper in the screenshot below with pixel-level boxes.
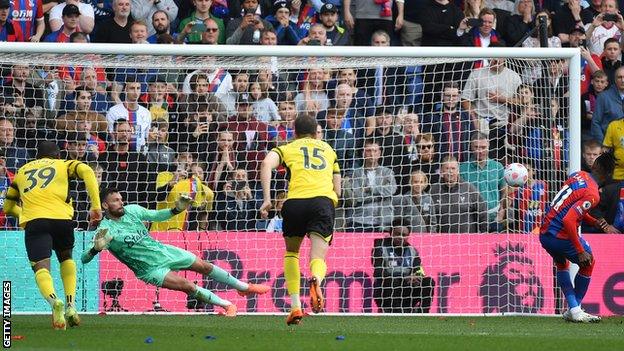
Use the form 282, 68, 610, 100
82, 188, 269, 316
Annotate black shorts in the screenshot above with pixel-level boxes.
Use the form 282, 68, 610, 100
282, 197, 335, 243
24, 219, 75, 263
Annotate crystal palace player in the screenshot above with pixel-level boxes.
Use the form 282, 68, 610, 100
82, 188, 270, 316
539, 152, 617, 323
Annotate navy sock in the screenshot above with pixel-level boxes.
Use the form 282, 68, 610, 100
556, 270, 579, 309
574, 274, 591, 305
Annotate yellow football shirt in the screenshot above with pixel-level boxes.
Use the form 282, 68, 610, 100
603, 119, 624, 180
273, 137, 340, 205
6, 158, 101, 225
150, 173, 215, 231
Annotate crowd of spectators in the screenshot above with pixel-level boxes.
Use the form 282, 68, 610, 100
0, 0, 621, 234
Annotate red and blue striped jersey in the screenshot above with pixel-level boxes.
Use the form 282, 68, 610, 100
42, 26, 72, 43
540, 171, 600, 252
0, 19, 24, 42
9, 0, 43, 38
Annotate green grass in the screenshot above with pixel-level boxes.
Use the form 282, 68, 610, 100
8, 315, 624, 351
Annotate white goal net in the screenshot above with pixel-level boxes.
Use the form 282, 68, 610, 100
0, 44, 583, 315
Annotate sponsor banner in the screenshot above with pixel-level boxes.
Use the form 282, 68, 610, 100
0, 231, 100, 313
99, 232, 624, 315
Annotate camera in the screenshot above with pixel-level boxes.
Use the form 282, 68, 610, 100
101, 278, 127, 312
243, 7, 256, 15
603, 13, 619, 22
307, 38, 321, 46
231, 180, 246, 191
466, 18, 483, 27
579, 39, 587, 48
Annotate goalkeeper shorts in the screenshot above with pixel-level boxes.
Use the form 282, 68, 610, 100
136, 244, 197, 287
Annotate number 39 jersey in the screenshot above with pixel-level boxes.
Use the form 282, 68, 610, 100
540, 171, 600, 242
8, 158, 90, 224
272, 137, 340, 206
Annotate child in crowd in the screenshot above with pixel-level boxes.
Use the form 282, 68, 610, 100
250, 81, 280, 123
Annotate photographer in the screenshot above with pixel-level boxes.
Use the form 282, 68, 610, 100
522, 10, 561, 48
297, 23, 327, 46
585, 0, 624, 55
178, 18, 221, 45
371, 217, 435, 313
458, 8, 505, 49
177, 0, 226, 44
226, 0, 274, 44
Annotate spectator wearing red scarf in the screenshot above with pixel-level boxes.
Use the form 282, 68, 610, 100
458, 8, 505, 48
458, 8, 505, 68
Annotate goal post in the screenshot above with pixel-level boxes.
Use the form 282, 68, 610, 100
0, 42, 595, 316
0, 42, 582, 173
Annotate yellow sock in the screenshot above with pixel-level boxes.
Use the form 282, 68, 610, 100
310, 258, 327, 283
34, 268, 58, 307
60, 259, 77, 308
284, 251, 301, 309
284, 251, 300, 295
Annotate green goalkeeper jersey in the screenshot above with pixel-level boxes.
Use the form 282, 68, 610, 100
89, 205, 175, 275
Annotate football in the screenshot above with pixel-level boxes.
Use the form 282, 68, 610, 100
504, 163, 529, 187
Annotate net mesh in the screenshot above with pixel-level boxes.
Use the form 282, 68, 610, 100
0, 50, 573, 314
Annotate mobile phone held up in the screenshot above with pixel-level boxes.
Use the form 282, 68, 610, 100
467, 18, 483, 28
603, 13, 619, 22
192, 20, 206, 33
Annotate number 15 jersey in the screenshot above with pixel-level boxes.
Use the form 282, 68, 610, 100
7, 158, 99, 225
273, 137, 340, 206
540, 171, 600, 250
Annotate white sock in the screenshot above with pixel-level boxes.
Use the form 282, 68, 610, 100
570, 306, 582, 315
290, 294, 301, 310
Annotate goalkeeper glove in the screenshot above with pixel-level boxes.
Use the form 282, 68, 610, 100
93, 228, 112, 251
174, 193, 194, 212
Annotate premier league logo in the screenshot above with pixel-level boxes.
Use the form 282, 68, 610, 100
479, 243, 544, 313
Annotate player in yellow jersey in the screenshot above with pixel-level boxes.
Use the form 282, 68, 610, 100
260, 115, 341, 325
4, 141, 102, 330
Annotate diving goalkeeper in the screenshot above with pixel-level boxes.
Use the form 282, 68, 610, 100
82, 188, 269, 316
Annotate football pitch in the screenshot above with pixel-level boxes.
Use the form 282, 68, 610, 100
8, 314, 624, 350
